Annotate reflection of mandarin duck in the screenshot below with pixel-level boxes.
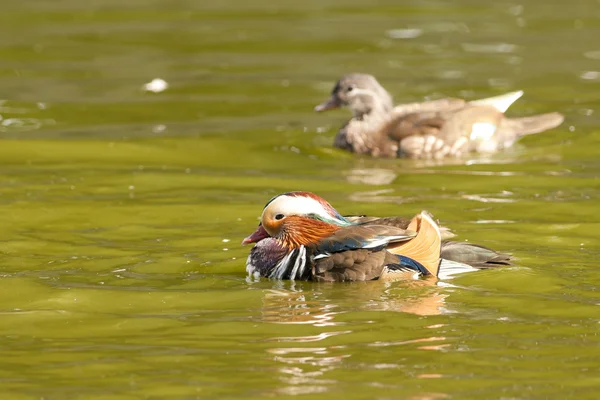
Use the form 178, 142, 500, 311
242, 191, 510, 282
314, 74, 564, 158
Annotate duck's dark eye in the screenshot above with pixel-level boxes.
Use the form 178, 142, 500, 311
275, 214, 285, 220
346, 85, 354, 92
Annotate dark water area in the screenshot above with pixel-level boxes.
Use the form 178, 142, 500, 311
1, 0, 599, 398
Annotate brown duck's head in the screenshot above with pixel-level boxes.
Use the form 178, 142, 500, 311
314, 74, 394, 118
242, 191, 350, 249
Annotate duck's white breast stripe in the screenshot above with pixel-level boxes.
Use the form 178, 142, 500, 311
289, 245, 307, 281
270, 251, 294, 279
269, 246, 308, 280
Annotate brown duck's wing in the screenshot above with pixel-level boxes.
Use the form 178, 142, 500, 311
385, 113, 445, 142
396, 104, 505, 158
386, 212, 442, 276
383, 97, 468, 145
440, 241, 512, 268
375, 111, 451, 159
437, 105, 504, 151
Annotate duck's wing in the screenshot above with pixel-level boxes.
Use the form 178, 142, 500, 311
310, 225, 422, 282
315, 225, 416, 254
384, 92, 530, 158
382, 97, 468, 146
392, 97, 467, 116
312, 247, 429, 282
440, 241, 512, 268
345, 215, 411, 228
385, 112, 446, 142
420, 91, 527, 156
345, 215, 455, 240
314, 212, 441, 280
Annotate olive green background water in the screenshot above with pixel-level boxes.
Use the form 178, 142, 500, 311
1, 0, 599, 399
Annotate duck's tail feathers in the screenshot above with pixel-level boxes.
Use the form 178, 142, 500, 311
387, 211, 442, 276
501, 112, 565, 136
470, 90, 524, 113
440, 241, 512, 269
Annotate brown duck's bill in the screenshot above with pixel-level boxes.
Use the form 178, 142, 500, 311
241, 224, 270, 245
314, 96, 340, 112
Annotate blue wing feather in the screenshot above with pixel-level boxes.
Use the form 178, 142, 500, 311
317, 236, 367, 253
387, 255, 431, 275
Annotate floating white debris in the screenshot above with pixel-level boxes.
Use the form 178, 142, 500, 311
143, 78, 168, 93
152, 124, 166, 133
386, 28, 422, 39
509, 5, 523, 15
461, 43, 516, 53
580, 71, 600, 81
584, 50, 600, 60
437, 70, 464, 79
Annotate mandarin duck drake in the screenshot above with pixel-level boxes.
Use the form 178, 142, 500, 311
314, 74, 564, 159
242, 191, 510, 282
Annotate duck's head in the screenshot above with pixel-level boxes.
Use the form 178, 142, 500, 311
242, 191, 351, 249
314, 74, 394, 119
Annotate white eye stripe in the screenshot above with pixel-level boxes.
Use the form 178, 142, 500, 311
263, 195, 333, 221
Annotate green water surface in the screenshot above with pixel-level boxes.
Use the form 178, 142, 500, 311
1, 0, 600, 399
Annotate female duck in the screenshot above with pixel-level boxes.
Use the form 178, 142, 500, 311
314, 74, 564, 159
242, 191, 510, 282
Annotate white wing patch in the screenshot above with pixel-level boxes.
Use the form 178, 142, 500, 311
470, 122, 497, 142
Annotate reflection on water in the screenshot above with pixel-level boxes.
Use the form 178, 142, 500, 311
260, 288, 341, 326
260, 288, 348, 396
259, 279, 451, 324
345, 168, 397, 185
259, 281, 454, 397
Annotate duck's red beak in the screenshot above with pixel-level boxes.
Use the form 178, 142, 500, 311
314, 96, 340, 112
241, 224, 270, 245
